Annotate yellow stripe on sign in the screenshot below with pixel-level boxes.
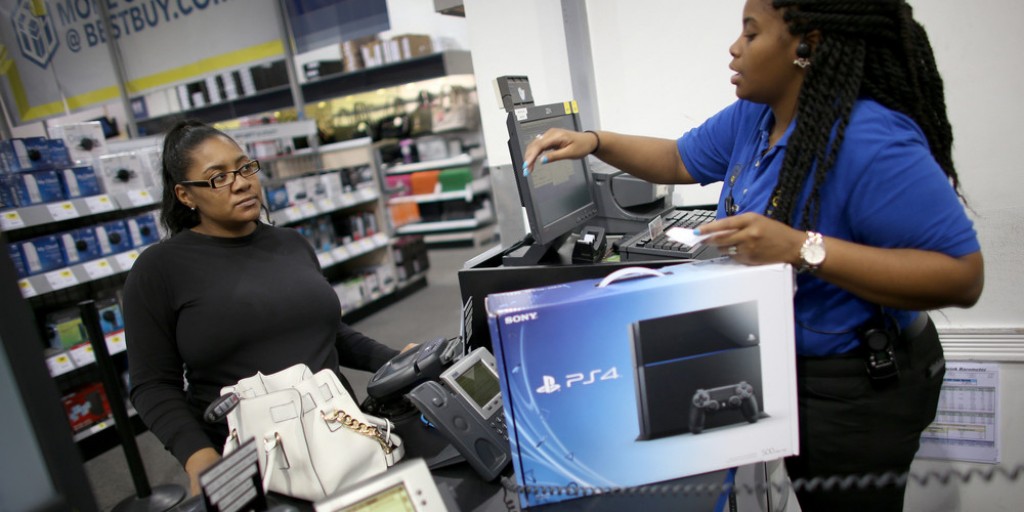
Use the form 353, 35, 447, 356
126, 40, 285, 94
5, 62, 67, 121
571, 100, 579, 114
563, 101, 572, 115
7, 40, 285, 122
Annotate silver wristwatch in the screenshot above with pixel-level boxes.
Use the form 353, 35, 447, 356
798, 231, 826, 273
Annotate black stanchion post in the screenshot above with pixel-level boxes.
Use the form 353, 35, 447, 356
78, 300, 185, 512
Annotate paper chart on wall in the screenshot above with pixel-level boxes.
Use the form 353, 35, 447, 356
917, 361, 999, 464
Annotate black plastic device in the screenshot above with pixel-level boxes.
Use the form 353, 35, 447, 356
406, 348, 510, 481
571, 225, 607, 264
367, 336, 457, 401
503, 101, 600, 266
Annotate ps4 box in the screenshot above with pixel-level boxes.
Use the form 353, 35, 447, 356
486, 260, 799, 508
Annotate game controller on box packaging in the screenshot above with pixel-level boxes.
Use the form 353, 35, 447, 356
689, 381, 760, 434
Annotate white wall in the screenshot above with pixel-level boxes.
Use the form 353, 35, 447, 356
463, 1, 1023, 509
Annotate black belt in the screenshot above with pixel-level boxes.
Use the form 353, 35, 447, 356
797, 313, 937, 379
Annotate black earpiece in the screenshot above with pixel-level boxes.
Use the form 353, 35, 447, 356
796, 41, 812, 59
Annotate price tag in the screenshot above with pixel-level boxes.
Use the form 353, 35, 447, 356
283, 206, 302, 222
127, 189, 155, 207
68, 344, 96, 366
317, 198, 336, 212
84, 195, 116, 214
1, 210, 26, 230
44, 268, 80, 290
105, 332, 127, 355
356, 239, 375, 253
46, 353, 77, 376
84, 259, 115, 280
373, 233, 388, 246
115, 250, 141, 270
341, 192, 356, 205
47, 201, 80, 221
331, 246, 350, 261
317, 252, 335, 268
18, 279, 38, 298
357, 189, 375, 201
300, 201, 319, 218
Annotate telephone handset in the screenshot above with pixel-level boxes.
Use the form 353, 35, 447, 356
406, 347, 511, 481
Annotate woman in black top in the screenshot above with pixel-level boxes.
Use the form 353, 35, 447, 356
124, 120, 400, 495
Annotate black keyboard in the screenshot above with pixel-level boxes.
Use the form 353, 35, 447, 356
618, 209, 719, 261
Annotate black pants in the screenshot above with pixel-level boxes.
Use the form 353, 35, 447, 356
784, 314, 944, 512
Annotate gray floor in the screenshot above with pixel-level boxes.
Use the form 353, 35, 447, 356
83, 244, 486, 511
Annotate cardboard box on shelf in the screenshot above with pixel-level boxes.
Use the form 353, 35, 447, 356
486, 261, 799, 508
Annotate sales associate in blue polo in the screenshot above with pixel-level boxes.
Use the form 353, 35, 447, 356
123, 120, 412, 496
522, 1, 983, 511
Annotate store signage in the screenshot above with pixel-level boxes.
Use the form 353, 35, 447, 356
0, 0, 285, 125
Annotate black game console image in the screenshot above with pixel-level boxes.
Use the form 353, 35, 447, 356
689, 381, 759, 434
631, 301, 764, 440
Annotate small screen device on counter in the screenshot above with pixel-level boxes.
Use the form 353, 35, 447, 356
314, 458, 447, 512
406, 348, 511, 481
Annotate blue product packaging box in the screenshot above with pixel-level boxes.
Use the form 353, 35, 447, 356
59, 227, 103, 264
18, 235, 67, 275
486, 261, 799, 508
94, 220, 133, 255
10, 170, 66, 205
59, 166, 104, 198
0, 173, 17, 208
264, 181, 289, 211
126, 212, 161, 247
7, 243, 29, 278
0, 137, 71, 172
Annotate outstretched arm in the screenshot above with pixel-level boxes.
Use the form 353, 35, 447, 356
522, 129, 698, 185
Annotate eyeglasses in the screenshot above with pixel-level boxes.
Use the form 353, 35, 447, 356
179, 160, 261, 189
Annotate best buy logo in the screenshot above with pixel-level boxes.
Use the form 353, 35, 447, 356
12, 0, 60, 69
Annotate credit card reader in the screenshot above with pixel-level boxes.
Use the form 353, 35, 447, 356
406, 347, 511, 481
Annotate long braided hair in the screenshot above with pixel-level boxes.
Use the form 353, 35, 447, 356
767, 0, 960, 230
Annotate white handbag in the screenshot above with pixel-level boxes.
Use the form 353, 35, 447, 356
220, 364, 404, 501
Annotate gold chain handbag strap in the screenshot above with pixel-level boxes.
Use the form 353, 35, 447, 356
321, 409, 394, 454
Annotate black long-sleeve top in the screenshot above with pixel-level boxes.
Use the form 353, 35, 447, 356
123, 222, 398, 466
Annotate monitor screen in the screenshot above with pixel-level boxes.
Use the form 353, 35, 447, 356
506, 103, 598, 247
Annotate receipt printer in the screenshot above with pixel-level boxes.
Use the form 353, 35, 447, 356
572, 226, 607, 264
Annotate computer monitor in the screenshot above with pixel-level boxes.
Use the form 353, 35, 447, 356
504, 102, 599, 266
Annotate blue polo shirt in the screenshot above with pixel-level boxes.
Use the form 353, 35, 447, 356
679, 99, 979, 356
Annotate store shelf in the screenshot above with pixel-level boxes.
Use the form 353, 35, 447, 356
134, 51, 474, 135
316, 233, 389, 270
17, 245, 150, 299
394, 206, 493, 235
268, 188, 379, 226
1, 189, 160, 232
388, 176, 489, 205
45, 333, 128, 378
423, 223, 497, 247
339, 271, 428, 324
383, 153, 475, 175
302, 50, 474, 104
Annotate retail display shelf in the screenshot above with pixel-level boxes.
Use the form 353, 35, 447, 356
268, 188, 379, 226
423, 223, 497, 247
134, 51, 474, 135
18, 245, 152, 299
46, 333, 128, 378
388, 176, 489, 205
384, 153, 475, 175
394, 206, 493, 235
1, 188, 160, 232
316, 233, 389, 269
339, 272, 428, 324
71, 402, 138, 443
